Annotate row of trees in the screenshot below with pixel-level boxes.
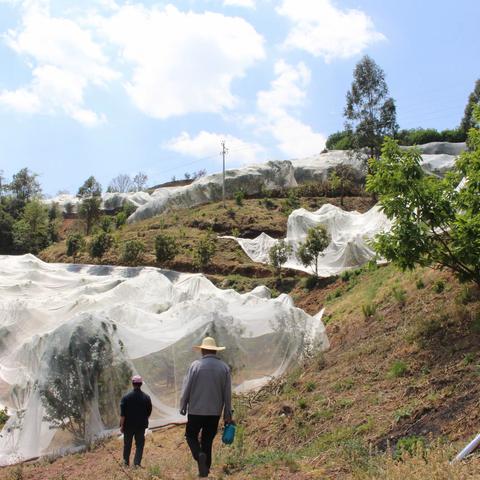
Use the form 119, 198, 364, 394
327, 55, 478, 154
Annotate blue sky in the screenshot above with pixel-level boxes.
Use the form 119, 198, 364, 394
0, 0, 478, 195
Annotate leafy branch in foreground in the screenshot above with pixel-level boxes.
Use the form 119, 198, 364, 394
367, 106, 480, 287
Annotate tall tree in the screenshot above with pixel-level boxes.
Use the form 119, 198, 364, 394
460, 79, 480, 134
107, 174, 134, 193
133, 172, 148, 191
8, 168, 41, 204
77, 176, 102, 235
345, 55, 398, 163
77, 176, 102, 198
12, 200, 49, 253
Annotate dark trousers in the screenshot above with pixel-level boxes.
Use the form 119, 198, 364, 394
185, 414, 220, 472
123, 427, 145, 466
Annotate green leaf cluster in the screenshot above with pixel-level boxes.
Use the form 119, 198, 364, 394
296, 225, 331, 277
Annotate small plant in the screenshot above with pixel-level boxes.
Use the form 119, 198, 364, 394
121, 239, 145, 264
231, 227, 240, 237
416, 278, 425, 289
66, 233, 85, 262
362, 302, 377, 319
233, 189, 245, 206
115, 211, 127, 228
148, 465, 162, 478
433, 280, 445, 293
268, 240, 292, 278
388, 360, 409, 378
305, 381, 316, 392
88, 232, 113, 259
0, 406, 9, 428
193, 233, 217, 270
227, 208, 236, 219
394, 407, 412, 423
463, 352, 475, 365
296, 225, 331, 277
262, 197, 276, 210
458, 285, 475, 304
392, 286, 407, 307
298, 398, 308, 409
340, 270, 352, 282
303, 275, 320, 291
155, 233, 178, 264
99, 215, 113, 233
333, 378, 354, 392
394, 435, 425, 459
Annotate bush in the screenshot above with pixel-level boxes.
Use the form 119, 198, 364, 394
326, 130, 354, 150
155, 233, 178, 264
296, 225, 330, 277
122, 239, 145, 264
303, 275, 320, 291
234, 189, 245, 206
89, 232, 113, 259
394, 435, 426, 459
416, 278, 425, 289
193, 233, 217, 270
268, 240, 292, 278
99, 215, 113, 233
0, 406, 9, 428
66, 233, 85, 261
392, 286, 407, 307
388, 360, 409, 378
433, 280, 445, 293
281, 190, 300, 215
115, 211, 127, 228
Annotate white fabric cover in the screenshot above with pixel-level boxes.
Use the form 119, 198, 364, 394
0, 254, 328, 465
228, 204, 391, 276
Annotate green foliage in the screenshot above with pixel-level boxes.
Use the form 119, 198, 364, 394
416, 278, 425, 289
281, 190, 300, 215
8, 167, 41, 204
192, 233, 217, 270
122, 202, 136, 217
345, 55, 398, 161
268, 240, 292, 278
388, 360, 409, 378
234, 189, 245, 206
395, 436, 425, 459
298, 398, 308, 409
305, 381, 316, 392
433, 280, 445, 293
39, 324, 132, 443
394, 407, 412, 423
328, 164, 358, 205
392, 286, 407, 307
0, 406, 9, 429
77, 176, 102, 198
361, 302, 377, 319
303, 275, 321, 291
154, 233, 178, 264
0, 203, 14, 253
88, 232, 113, 259
395, 127, 466, 146
297, 225, 331, 276
12, 200, 49, 253
99, 215, 113, 233
115, 211, 127, 228
367, 109, 480, 287
66, 233, 85, 261
326, 130, 354, 150
121, 239, 145, 264
79, 197, 102, 235
460, 78, 480, 134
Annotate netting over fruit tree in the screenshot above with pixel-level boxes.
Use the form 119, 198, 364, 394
0, 255, 328, 465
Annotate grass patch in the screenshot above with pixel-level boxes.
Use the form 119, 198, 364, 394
387, 360, 409, 378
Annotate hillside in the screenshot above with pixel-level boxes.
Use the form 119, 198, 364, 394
39, 195, 373, 296
2, 263, 480, 479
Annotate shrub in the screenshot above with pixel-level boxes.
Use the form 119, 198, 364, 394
388, 360, 409, 378
303, 275, 320, 291
0, 406, 9, 428
395, 436, 425, 459
193, 233, 217, 270
89, 232, 113, 259
66, 233, 85, 261
122, 239, 145, 264
155, 233, 178, 264
262, 198, 276, 210
115, 211, 127, 228
305, 381, 316, 392
268, 240, 292, 278
296, 225, 331, 277
234, 189, 245, 206
281, 190, 300, 215
298, 398, 308, 409
99, 215, 113, 233
433, 280, 445, 293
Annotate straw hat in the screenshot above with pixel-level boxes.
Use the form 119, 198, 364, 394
194, 336, 226, 351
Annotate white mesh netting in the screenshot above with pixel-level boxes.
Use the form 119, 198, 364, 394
0, 254, 328, 465
225, 204, 392, 276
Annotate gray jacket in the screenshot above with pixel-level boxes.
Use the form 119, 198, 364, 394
180, 354, 232, 420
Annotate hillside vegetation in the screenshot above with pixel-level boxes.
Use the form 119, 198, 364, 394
2, 263, 480, 479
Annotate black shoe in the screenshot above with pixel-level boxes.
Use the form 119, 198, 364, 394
198, 452, 208, 477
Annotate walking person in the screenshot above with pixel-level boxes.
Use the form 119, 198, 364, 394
180, 336, 234, 478
120, 375, 152, 467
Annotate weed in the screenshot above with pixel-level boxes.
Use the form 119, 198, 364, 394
394, 436, 426, 459
298, 398, 308, 409
388, 360, 409, 378
231, 227, 240, 238
148, 465, 162, 478
334, 378, 354, 392
326, 288, 343, 301
337, 398, 354, 409
362, 302, 377, 319
457, 285, 475, 304
340, 270, 352, 282
394, 407, 412, 422
416, 278, 425, 289
463, 353, 475, 365
8, 466, 23, 480
433, 280, 445, 293
392, 286, 407, 307
227, 208, 236, 219
303, 275, 320, 291
305, 381, 316, 392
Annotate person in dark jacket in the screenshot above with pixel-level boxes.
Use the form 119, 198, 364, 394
120, 375, 152, 467
180, 336, 233, 478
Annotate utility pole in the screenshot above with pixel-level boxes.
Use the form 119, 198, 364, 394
221, 140, 228, 208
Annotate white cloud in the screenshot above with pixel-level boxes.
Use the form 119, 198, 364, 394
223, 0, 256, 8
98, 4, 265, 119
0, 1, 117, 125
254, 60, 326, 158
277, 0, 385, 62
165, 131, 265, 165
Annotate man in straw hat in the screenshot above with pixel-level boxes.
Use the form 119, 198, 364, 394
120, 375, 152, 468
180, 336, 233, 478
